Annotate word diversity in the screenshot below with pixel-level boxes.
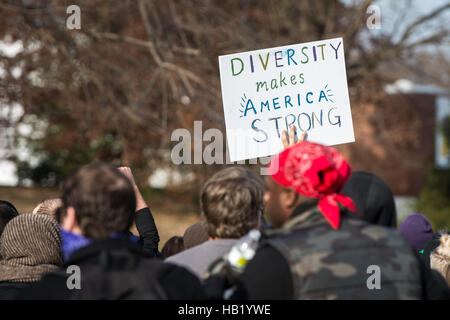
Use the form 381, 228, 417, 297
230, 41, 341, 77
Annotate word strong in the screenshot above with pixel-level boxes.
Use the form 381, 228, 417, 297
219, 37, 355, 162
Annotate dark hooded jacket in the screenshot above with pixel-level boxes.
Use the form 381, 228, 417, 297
341, 171, 397, 227
16, 237, 205, 300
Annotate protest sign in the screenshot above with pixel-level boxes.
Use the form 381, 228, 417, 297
218, 37, 355, 162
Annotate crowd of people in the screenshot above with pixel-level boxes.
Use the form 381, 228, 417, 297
0, 127, 449, 299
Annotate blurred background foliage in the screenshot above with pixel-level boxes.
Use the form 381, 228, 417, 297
417, 115, 450, 231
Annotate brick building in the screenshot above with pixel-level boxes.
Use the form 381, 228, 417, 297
337, 80, 449, 197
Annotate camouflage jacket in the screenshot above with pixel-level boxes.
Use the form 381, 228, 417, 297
265, 205, 423, 299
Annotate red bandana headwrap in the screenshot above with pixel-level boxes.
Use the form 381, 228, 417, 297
268, 141, 358, 229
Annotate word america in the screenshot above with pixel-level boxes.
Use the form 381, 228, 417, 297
230, 40, 342, 76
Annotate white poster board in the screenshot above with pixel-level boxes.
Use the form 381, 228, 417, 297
219, 37, 355, 162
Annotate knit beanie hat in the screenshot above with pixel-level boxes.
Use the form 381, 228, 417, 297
398, 214, 434, 253
183, 221, 209, 250
0, 214, 63, 283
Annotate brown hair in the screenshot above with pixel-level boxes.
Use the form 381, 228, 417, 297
60, 163, 136, 239
207, 167, 264, 200
201, 177, 261, 239
161, 236, 185, 259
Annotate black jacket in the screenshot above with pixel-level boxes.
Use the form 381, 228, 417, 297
135, 207, 161, 257
17, 238, 205, 300
0, 282, 31, 300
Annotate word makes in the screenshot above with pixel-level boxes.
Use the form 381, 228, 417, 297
255, 71, 305, 93
231, 40, 342, 76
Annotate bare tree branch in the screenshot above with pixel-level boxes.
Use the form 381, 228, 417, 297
85, 30, 202, 86
397, 3, 450, 45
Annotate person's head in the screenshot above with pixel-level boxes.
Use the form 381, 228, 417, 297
263, 176, 311, 229
206, 167, 266, 229
265, 141, 355, 230
161, 236, 185, 259
59, 162, 136, 239
208, 167, 264, 195
0, 200, 19, 236
0, 214, 62, 282
429, 232, 450, 287
183, 221, 209, 249
33, 198, 62, 219
201, 177, 262, 239
341, 171, 397, 227
398, 214, 434, 253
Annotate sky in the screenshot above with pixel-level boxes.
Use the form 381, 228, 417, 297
343, 0, 449, 48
